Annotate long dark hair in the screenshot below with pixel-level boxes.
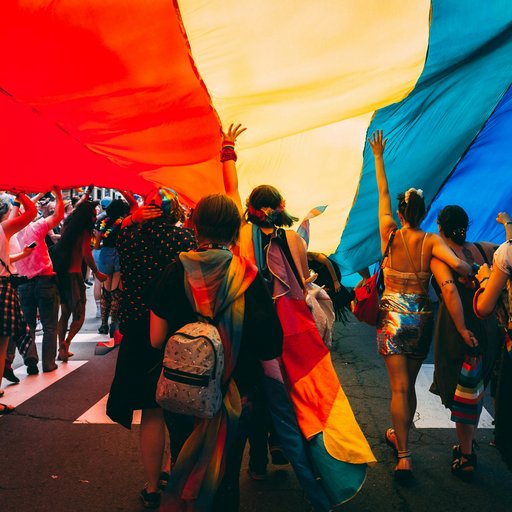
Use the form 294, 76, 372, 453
437, 205, 469, 245
51, 201, 97, 272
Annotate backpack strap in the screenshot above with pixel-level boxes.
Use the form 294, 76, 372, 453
380, 229, 397, 270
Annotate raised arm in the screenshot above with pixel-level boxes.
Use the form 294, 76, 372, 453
2, 192, 38, 238
46, 187, 65, 230
431, 258, 476, 347
367, 130, 397, 240
75, 184, 94, 207
120, 190, 139, 213
496, 211, 512, 240
221, 123, 246, 215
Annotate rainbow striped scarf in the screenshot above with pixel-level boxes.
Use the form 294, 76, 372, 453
160, 248, 257, 511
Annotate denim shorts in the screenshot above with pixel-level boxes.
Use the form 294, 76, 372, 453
96, 247, 121, 275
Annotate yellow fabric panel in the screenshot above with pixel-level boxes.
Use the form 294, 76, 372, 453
292, 359, 377, 465
322, 387, 378, 465
179, 0, 431, 255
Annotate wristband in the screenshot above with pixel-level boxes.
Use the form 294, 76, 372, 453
220, 146, 237, 162
13, 201, 21, 208
473, 286, 488, 319
506, 222, 512, 225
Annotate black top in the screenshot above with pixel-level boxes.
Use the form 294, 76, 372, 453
117, 217, 196, 324
149, 260, 283, 396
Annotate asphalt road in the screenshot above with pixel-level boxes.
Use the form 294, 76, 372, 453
1, 293, 512, 512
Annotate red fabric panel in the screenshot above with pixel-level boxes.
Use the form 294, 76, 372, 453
277, 296, 329, 383
0, 0, 221, 195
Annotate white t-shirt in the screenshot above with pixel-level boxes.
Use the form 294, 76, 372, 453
493, 240, 512, 277
16, 218, 54, 278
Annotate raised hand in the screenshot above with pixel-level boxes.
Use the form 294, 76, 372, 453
222, 123, 247, 145
496, 211, 512, 225
131, 205, 162, 224
367, 130, 387, 157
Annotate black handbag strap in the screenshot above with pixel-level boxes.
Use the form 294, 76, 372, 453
0, 256, 13, 276
380, 229, 397, 270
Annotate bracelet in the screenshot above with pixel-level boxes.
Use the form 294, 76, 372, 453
12, 201, 21, 208
220, 146, 237, 162
506, 221, 512, 225
473, 286, 488, 319
478, 276, 489, 284
441, 279, 454, 288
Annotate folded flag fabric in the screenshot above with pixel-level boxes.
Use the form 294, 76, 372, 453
451, 347, 484, 425
297, 206, 328, 248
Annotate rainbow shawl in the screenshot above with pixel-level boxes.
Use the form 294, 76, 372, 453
242, 225, 376, 508
160, 248, 257, 512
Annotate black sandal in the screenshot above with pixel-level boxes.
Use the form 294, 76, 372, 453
451, 452, 476, 482
158, 471, 170, 491
394, 450, 413, 484
452, 441, 478, 467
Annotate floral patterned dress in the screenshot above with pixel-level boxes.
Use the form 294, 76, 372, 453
107, 217, 196, 428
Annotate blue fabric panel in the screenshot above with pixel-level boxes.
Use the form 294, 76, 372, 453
422, 85, 512, 245
333, 1, 512, 274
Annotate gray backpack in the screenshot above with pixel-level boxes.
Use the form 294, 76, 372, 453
156, 318, 225, 418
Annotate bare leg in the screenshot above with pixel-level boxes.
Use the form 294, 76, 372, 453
94, 277, 101, 317
58, 304, 71, 348
65, 310, 85, 348
455, 423, 476, 456
384, 355, 415, 471
140, 408, 166, 493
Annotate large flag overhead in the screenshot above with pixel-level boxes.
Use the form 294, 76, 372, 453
1, 1, 511, 273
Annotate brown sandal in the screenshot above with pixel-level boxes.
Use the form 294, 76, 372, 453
385, 428, 398, 458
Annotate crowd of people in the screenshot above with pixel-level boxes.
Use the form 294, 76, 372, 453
0, 126, 511, 511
